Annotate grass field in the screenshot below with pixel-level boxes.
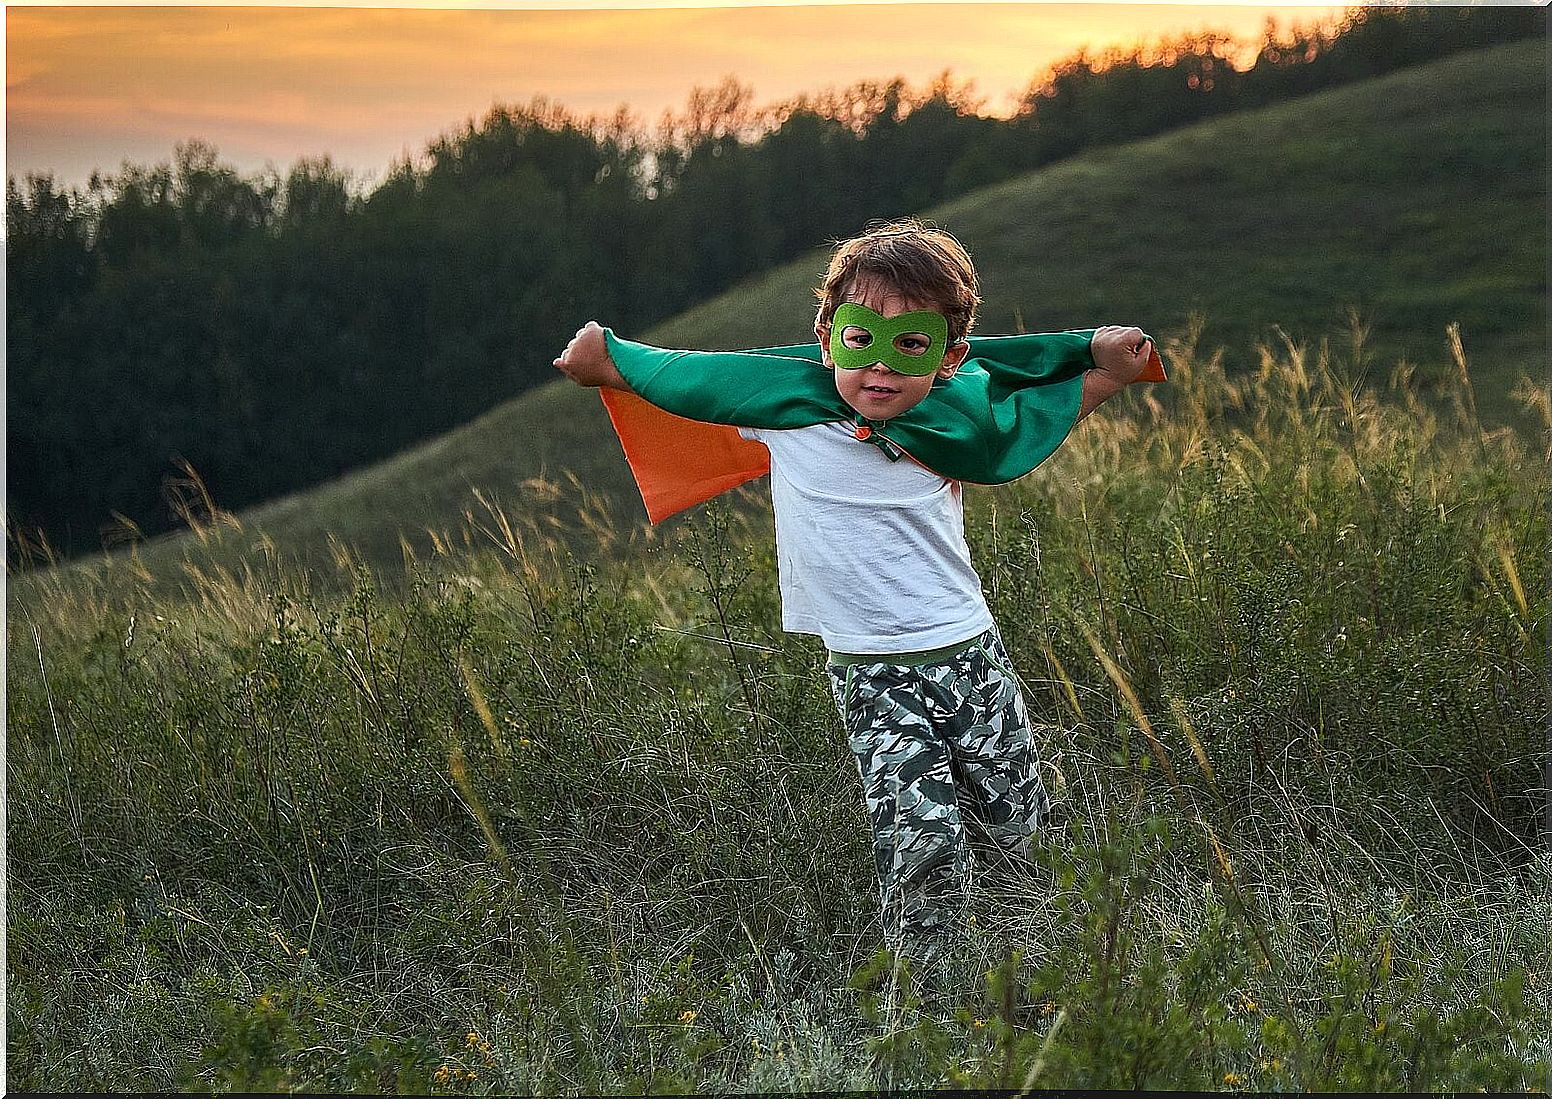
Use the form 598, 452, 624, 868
9, 38, 1544, 612
8, 303, 1548, 1089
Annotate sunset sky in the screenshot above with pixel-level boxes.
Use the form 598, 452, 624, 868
8, 2, 1354, 194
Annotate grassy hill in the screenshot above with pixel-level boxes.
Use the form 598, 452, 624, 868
11, 39, 1543, 609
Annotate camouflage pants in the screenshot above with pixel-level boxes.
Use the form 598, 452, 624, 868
825, 625, 1049, 962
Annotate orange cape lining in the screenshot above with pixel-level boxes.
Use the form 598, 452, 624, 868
599, 389, 770, 524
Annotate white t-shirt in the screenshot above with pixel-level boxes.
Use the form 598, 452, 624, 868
737, 421, 994, 654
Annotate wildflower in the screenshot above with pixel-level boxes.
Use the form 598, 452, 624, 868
1224, 1072, 1244, 1086
1240, 997, 1258, 1013
519, 737, 533, 747
679, 1010, 698, 1023
434, 1065, 453, 1084
466, 1031, 481, 1048
971, 1017, 987, 1030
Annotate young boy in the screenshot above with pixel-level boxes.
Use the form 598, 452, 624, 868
552, 219, 1155, 970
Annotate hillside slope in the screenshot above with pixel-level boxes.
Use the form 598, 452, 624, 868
16, 39, 1544, 606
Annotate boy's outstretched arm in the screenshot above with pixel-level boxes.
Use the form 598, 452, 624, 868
1076, 325, 1153, 423
553, 320, 634, 392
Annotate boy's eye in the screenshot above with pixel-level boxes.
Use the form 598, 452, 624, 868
840, 325, 873, 349
894, 333, 932, 356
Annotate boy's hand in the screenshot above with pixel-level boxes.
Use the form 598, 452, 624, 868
1077, 325, 1153, 423
553, 321, 633, 392
1089, 325, 1153, 382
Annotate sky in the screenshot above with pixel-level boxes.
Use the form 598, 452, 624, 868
7, 2, 1355, 194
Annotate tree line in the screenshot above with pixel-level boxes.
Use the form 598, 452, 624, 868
7, 5, 1542, 564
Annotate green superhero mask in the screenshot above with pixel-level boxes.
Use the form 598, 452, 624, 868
828, 302, 950, 376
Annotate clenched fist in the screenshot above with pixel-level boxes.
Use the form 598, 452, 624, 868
552, 321, 631, 392
1089, 325, 1153, 384
1075, 324, 1155, 423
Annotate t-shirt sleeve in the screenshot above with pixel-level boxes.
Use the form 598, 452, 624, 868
737, 426, 764, 442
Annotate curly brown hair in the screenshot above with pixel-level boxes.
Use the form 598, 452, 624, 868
813, 218, 982, 344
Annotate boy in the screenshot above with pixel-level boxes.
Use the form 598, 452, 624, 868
552, 219, 1156, 971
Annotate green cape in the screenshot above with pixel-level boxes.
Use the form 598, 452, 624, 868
602, 328, 1109, 485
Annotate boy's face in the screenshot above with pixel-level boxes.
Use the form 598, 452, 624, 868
817, 276, 969, 422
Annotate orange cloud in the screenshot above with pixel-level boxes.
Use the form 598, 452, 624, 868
8, 3, 1353, 187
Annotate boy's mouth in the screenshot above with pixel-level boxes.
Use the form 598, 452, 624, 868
861, 384, 899, 396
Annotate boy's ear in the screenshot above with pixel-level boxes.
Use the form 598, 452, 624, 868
937, 340, 971, 379
816, 322, 832, 365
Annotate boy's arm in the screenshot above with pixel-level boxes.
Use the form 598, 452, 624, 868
553, 321, 634, 392
1076, 325, 1154, 423
552, 320, 830, 405
583, 328, 841, 429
